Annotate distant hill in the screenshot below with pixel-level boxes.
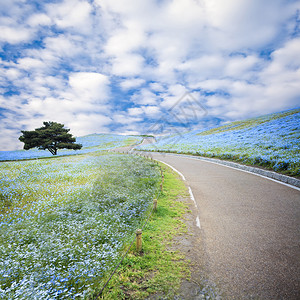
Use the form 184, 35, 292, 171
0, 134, 142, 161
140, 108, 300, 176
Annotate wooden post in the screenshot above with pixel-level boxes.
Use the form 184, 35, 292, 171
136, 229, 142, 252
153, 199, 158, 211
160, 183, 163, 192
162, 174, 164, 183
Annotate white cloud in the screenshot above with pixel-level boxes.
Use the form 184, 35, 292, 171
44, 35, 81, 58
128, 107, 143, 116
149, 82, 165, 92
0, 127, 23, 151
120, 78, 145, 90
47, 0, 92, 34
5, 68, 22, 80
27, 13, 52, 27
142, 105, 161, 117
113, 113, 143, 125
160, 84, 189, 109
178, 55, 227, 83
0, 26, 32, 44
258, 38, 300, 110
68, 72, 110, 103
105, 25, 145, 57
1, 0, 300, 150
110, 54, 144, 76
17, 57, 45, 70
192, 79, 231, 92
127, 105, 160, 117
205, 95, 230, 109
203, 0, 294, 50
224, 55, 261, 78
68, 113, 112, 136
263, 38, 300, 78
131, 89, 158, 106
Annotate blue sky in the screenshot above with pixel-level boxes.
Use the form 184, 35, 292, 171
0, 0, 300, 150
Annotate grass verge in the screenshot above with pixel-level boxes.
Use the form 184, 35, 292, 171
98, 162, 190, 299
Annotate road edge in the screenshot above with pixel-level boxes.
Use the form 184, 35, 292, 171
141, 151, 300, 190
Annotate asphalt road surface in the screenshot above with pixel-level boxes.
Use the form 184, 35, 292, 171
147, 152, 300, 299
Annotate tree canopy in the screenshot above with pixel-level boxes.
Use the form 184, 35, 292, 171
19, 121, 82, 155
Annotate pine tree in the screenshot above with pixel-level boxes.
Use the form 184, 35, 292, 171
19, 121, 82, 155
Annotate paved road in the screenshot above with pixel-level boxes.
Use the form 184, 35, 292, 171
147, 152, 300, 299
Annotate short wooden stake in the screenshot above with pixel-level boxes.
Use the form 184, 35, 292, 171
136, 229, 142, 252
153, 199, 158, 211
160, 183, 163, 192
162, 174, 164, 183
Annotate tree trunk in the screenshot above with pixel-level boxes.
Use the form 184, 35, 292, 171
47, 147, 57, 155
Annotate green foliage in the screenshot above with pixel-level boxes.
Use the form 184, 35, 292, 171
19, 121, 82, 155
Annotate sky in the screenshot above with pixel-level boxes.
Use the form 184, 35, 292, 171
0, 0, 300, 150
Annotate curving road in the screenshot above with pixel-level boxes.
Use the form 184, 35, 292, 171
147, 152, 300, 299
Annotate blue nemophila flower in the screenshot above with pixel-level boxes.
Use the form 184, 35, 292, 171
0, 153, 160, 299
139, 110, 300, 175
0, 134, 142, 161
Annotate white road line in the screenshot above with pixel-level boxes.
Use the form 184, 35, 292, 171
188, 186, 198, 209
189, 186, 201, 230
165, 153, 300, 192
196, 216, 201, 229
156, 158, 201, 230
156, 159, 186, 181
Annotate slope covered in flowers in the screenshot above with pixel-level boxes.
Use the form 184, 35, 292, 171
0, 152, 160, 299
140, 108, 300, 176
0, 134, 142, 161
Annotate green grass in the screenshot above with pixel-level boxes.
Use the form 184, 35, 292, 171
98, 162, 191, 300
122, 138, 142, 147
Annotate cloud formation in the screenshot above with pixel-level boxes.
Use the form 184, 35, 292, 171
0, 0, 300, 150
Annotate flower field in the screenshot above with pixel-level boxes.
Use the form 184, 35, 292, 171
0, 134, 142, 161
140, 108, 300, 176
0, 152, 160, 299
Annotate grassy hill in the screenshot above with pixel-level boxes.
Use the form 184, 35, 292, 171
0, 152, 160, 298
0, 134, 142, 161
139, 108, 300, 176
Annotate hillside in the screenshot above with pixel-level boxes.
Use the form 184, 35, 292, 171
0, 152, 160, 298
0, 134, 142, 161
139, 108, 300, 176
